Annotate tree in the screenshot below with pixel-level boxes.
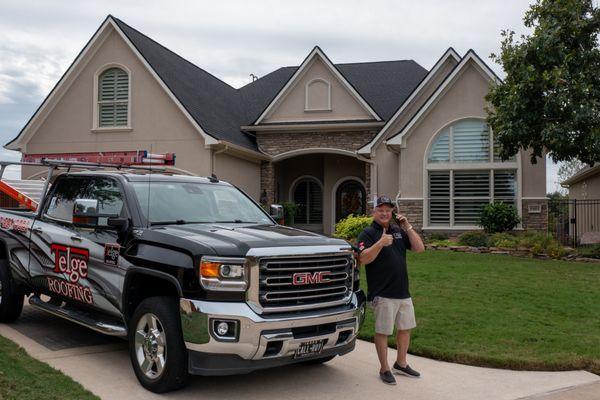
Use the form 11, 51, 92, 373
486, 0, 600, 166
556, 159, 585, 185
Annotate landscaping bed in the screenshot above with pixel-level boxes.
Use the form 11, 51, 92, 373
358, 250, 600, 375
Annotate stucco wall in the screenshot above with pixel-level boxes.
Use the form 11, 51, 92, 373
569, 173, 600, 199
395, 63, 546, 201
214, 153, 260, 200
21, 27, 212, 179
262, 57, 374, 123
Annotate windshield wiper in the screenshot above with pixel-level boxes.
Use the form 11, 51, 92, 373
213, 220, 259, 224
150, 220, 197, 226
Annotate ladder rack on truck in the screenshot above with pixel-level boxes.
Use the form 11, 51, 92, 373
0, 150, 180, 211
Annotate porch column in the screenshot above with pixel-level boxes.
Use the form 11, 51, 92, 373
260, 161, 275, 207
365, 162, 373, 213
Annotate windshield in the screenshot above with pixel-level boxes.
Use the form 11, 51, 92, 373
132, 181, 273, 225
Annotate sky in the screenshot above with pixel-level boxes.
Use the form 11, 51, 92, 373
0, 0, 562, 190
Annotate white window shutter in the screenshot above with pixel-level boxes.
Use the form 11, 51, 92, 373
98, 68, 129, 127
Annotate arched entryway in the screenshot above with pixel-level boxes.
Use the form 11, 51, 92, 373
334, 178, 367, 224
268, 152, 368, 234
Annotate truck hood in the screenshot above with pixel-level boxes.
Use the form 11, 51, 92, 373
149, 223, 351, 257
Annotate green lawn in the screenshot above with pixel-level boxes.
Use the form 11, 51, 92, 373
0, 335, 98, 400
358, 250, 600, 374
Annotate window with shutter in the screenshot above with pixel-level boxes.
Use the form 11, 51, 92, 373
293, 178, 323, 225
98, 68, 129, 127
428, 171, 450, 225
425, 118, 519, 227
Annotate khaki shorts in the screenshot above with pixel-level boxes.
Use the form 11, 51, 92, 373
370, 296, 416, 335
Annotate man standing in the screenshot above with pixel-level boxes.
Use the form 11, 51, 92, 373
357, 196, 425, 385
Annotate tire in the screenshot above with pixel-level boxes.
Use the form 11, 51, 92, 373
128, 296, 189, 393
0, 260, 24, 323
300, 355, 336, 365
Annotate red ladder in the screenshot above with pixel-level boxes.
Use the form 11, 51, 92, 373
22, 150, 175, 166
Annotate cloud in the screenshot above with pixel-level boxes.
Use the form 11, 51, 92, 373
0, 0, 555, 188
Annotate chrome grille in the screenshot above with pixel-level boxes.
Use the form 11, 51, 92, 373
258, 254, 353, 312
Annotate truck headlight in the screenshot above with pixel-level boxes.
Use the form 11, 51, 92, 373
200, 257, 247, 292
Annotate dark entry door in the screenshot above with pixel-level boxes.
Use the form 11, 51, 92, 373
335, 180, 366, 222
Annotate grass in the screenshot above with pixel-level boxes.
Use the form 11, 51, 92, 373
0, 335, 99, 400
358, 250, 600, 374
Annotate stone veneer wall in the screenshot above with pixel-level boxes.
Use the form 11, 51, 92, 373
256, 131, 377, 156
397, 199, 423, 231
257, 130, 376, 207
521, 198, 549, 231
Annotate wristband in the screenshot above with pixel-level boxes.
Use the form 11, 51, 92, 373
405, 225, 413, 232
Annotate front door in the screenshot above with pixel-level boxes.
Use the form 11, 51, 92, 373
335, 179, 366, 222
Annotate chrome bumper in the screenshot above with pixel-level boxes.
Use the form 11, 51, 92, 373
180, 290, 366, 363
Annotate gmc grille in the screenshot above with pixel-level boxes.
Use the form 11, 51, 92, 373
258, 254, 353, 313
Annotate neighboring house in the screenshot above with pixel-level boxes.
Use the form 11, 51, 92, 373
562, 164, 600, 200
561, 164, 600, 244
4, 16, 548, 234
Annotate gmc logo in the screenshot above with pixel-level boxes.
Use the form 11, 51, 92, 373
292, 271, 331, 285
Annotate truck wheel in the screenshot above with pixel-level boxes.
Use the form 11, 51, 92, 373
129, 296, 189, 393
0, 260, 24, 323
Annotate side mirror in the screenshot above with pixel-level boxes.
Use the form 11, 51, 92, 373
269, 204, 284, 222
73, 199, 124, 230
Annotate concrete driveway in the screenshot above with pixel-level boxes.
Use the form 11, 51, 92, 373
1, 305, 598, 400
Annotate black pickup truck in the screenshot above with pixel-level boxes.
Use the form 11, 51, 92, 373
0, 161, 366, 393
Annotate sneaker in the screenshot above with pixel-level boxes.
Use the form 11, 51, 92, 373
393, 362, 421, 378
379, 370, 397, 385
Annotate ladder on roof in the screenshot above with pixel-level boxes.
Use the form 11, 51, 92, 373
22, 150, 175, 166
0, 150, 177, 211
0, 179, 46, 211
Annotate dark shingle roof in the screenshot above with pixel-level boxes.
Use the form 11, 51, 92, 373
114, 17, 428, 151
113, 18, 256, 150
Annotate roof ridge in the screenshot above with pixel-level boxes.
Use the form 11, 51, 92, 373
335, 59, 417, 66
111, 16, 237, 93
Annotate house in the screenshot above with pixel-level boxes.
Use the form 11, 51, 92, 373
4, 16, 548, 235
561, 164, 600, 244
562, 164, 600, 200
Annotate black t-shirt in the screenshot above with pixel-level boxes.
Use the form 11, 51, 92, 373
357, 221, 412, 301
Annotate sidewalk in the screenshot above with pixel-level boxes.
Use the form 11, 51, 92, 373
1, 306, 598, 400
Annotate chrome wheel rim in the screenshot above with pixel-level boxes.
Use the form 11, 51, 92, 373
134, 313, 166, 380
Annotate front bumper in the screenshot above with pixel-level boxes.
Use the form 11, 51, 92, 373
180, 290, 366, 376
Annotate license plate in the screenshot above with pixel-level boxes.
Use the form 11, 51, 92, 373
294, 339, 326, 359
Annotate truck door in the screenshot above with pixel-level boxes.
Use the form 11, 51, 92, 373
29, 175, 130, 317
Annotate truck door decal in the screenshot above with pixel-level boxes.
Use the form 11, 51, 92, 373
104, 243, 120, 266
47, 243, 94, 304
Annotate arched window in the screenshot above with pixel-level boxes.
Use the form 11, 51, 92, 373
97, 67, 129, 127
426, 119, 518, 227
293, 178, 323, 224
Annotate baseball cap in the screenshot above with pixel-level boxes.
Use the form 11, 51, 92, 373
375, 195, 395, 208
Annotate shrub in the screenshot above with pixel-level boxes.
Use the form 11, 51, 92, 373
427, 232, 449, 242
546, 243, 567, 259
489, 232, 519, 248
280, 202, 299, 226
458, 231, 489, 247
519, 231, 553, 249
334, 214, 373, 241
479, 202, 521, 233
577, 244, 600, 259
